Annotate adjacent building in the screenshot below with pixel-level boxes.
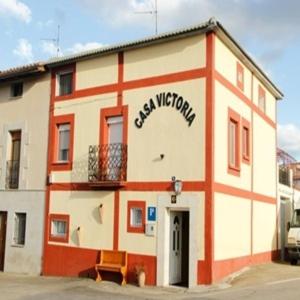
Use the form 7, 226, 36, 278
277, 149, 300, 261
42, 18, 283, 287
0, 63, 50, 274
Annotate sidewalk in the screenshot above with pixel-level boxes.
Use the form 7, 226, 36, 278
0, 261, 299, 300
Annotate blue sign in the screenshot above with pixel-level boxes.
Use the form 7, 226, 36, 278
148, 207, 156, 221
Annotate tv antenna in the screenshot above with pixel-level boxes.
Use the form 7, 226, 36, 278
135, 0, 158, 35
41, 25, 60, 57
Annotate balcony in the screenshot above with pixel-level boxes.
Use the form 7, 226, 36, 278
6, 160, 20, 189
88, 143, 127, 188
279, 165, 290, 187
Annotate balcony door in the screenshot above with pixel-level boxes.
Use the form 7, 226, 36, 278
107, 116, 123, 180
7, 131, 21, 189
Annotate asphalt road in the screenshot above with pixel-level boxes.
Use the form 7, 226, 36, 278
1, 262, 300, 300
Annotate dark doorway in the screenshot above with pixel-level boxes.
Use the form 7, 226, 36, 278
181, 211, 189, 287
0, 211, 7, 271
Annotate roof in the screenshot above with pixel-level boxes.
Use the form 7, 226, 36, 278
0, 18, 283, 98
0, 62, 45, 82
46, 17, 283, 99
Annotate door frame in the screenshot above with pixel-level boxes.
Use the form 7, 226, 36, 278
157, 194, 201, 288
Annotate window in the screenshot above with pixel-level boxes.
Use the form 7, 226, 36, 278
127, 201, 145, 233
131, 208, 143, 227
57, 72, 73, 96
52, 114, 74, 171
13, 213, 26, 246
6, 130, 21, 189
228, 108, 240, 176
57, 124, 70, 161
10, 82, 23, 98
52, 220, 67, 237
258, 85, 266, 113
49, 214, 69, 243
236, 62, 244, 91
242, 119, 250, 164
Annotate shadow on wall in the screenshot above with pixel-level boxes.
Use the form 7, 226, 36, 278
71, 153, 89, 183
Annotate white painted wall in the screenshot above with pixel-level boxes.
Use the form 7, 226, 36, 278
0, 191, 45, 274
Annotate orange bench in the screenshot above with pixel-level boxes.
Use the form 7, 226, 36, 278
95, 250, 127, 285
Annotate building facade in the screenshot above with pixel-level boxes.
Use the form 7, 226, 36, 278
0, 64, 49, 274
42, 19, 283, 286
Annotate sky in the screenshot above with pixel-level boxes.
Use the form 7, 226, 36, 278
0, 0, 300, 159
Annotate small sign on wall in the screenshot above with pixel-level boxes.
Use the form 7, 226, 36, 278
171, 195, 177, 204
147, 207, 156, 221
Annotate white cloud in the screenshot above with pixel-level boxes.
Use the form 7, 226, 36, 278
41, 41, 60, 57
0, 0, 31, 23
76, 0, 300, 63
37, 19, 54, 30
67, 42, 105, 54
13, 38, 33, 62
278, 124, 300, 160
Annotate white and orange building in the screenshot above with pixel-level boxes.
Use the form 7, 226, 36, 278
42, 18, 283, 287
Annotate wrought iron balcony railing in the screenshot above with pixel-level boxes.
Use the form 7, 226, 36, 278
6, 160, 20, 189
279, 166, 290, 187
88, 143, 127, 183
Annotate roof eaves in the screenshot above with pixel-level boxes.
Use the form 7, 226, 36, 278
0, 62, 46, 82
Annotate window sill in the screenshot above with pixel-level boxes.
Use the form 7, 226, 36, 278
11, 244, 25, 248
228, 165, 241, 177
242, 156, 251, 165
51, 161, 72, 171
54, 93, 75, 101
127, 226, 145, 234
49, 235, 68, 243
9, 96, 23, 100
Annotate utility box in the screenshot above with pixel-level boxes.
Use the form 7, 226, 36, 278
145, 223, 156, 236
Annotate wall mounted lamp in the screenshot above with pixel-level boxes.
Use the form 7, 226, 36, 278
172, 176, 183, 195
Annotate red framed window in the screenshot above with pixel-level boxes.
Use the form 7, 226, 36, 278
236, 62, 244, 91
258, 85, 266, 113
127, 201, 145, 233
51, 114, 75, 171
242, 118, 251, 164
100, 106, 128, 145
52, 64, 76, 100
228, 108, 240, 176
49, 214, 70, 243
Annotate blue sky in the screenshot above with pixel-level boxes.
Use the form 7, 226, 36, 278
1, 0, 300, 159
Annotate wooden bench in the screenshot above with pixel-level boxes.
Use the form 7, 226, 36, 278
95, 250, 127, 285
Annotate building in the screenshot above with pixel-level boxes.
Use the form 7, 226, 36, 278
42, 18, 283, 287
0, 63, 49, 274
289, 162, 300, 190
277, 149, 300, 261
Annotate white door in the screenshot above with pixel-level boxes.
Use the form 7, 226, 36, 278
169, 211, 182, 285
107, 116, 123, 180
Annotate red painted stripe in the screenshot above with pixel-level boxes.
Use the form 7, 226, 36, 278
214, 182, 276, 205
211, 250, 279, 282
43, 244, 156, 285
113, 191, 120, 250
121, 68, 206, 91
117, 52, 124, 107
203, 32, 215, 285
215, 70, 276, 129
49, 181, 205, 192
54, 68, 207, 102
